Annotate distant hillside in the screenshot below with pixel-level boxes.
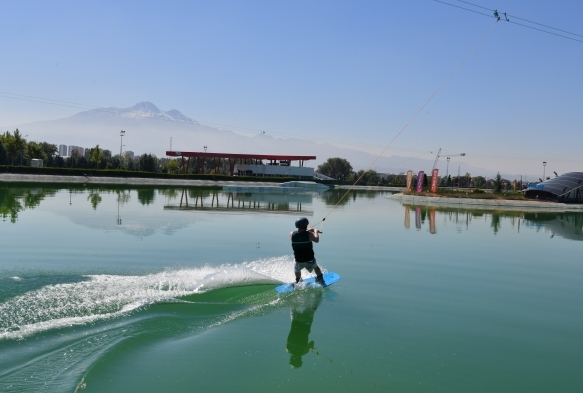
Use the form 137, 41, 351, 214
1, 102, 491, 175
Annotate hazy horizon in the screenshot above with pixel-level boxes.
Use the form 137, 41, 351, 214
1, 0, 582, 178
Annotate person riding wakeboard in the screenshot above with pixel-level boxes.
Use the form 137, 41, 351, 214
290, 217, 325, 286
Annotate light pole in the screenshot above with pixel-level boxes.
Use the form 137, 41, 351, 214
543, 161, 547, 182
204, 145, 207, 153
120, 130, 125, 157
446, 153, 465, 184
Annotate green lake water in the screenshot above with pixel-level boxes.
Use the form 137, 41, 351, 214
1, 184, 582, 392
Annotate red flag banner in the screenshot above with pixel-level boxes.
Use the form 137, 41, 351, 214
416, 171, 424, 193
430, 168, 439, 193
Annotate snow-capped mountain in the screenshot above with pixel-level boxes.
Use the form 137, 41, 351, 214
73, 102, 198, 125
1, 102, 486, 175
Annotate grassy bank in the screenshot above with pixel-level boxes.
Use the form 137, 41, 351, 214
405, 188, 527, 200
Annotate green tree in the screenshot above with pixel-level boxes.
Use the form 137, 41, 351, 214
120, 153, 133, 169
349, 169, 380, 185
166, 160, 180, 174
316, 157, 353, 180
139, 154, 158, 172
1, 130, 26, 165
0, 139, 7, 165
13, 130, 26, 165
25, 141, 48, 161
89, 144, 105, 169
494, 172, 503, 193
40, 142, 57, 158
391, 175, 403, 186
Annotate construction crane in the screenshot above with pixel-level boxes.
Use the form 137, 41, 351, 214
445, 153, 466, 179
432, 149, 466, 177
432, 148, 442, 169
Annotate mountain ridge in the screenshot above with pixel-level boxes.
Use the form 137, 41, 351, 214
1, 102, 495, 176
72, 101, 198, 125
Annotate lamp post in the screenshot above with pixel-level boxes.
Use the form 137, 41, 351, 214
204, 145, 207, 153
120, 130, 125, 157
446, 153, 465, 184
543, 161, 547, 182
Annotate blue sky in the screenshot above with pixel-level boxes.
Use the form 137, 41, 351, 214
1, 0, 582, 175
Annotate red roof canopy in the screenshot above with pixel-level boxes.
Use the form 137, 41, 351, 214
166, 151, 316, 161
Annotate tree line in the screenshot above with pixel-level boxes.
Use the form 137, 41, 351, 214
0, 129, 181, 173
0, 131, 518, 189
316, 157, 516, 191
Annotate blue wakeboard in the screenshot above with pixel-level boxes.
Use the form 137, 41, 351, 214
275, 272, 340, 294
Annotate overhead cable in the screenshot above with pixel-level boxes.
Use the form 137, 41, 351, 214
432, 0, 583, 44
313, 20, 499, 226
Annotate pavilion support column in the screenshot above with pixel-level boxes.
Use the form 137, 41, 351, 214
181, 156, 185, 174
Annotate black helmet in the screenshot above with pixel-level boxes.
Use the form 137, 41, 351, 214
295, 217, 309, 229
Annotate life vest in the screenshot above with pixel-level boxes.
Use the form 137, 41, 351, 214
291, 230, 314, 262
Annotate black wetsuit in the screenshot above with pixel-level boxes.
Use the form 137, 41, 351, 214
291, 230, 314, 262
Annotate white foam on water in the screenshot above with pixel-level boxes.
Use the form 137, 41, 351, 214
242, 255, 326, 283
0, 256, 295, 340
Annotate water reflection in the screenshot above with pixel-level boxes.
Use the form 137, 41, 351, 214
87, 191, 102, 210
0, 185, 57, 223
402, 203, 583, 240
164, 189, 313, 215
319, 189, 387, 207
285, 291, 323, 368
1, 185, 392, 223
137, 188, 156, 206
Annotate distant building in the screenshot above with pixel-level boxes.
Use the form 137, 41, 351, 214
31, 159, 43, 168
525, 172, 583, 203
125, 151, 134, 158
166, 151, 316, 179
68, 145, 84, 157
58, 145, 67, 156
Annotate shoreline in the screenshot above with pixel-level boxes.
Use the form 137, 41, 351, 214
0, 173, 288, 187
388, 193, 583, 212
0, 173, 404, 191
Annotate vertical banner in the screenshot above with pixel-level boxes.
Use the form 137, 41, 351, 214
406, 170, 413, 192
430, 168, 439, 193
404, 206, 410, 229
429, 210, 436, 234
415, 207, 422, 229
416, 171, 424, 193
